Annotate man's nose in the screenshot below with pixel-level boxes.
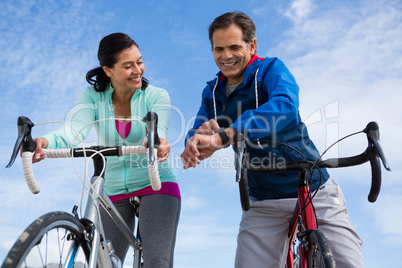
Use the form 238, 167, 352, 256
222, 49, 233, 59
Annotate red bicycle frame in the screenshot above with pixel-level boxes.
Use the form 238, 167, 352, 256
286, 170, 317, 268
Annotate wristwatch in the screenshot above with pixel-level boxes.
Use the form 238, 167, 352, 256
215, 128, 230, 148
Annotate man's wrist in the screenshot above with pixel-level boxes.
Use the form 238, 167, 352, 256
215, 128, 230, 148
215, 127, 237, 147
225, 127, 237, 145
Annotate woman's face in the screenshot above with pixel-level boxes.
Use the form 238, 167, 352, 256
103, 45, 145, 93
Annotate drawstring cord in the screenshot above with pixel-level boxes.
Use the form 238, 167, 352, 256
254, 69, 259, 108
212, 70, 263, 149
212, 75, 219, 121
254, 69, 263, 149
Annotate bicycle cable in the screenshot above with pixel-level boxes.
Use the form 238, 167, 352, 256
35, 117, 146, 218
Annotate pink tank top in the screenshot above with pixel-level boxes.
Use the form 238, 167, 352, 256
115, 120, 131, 140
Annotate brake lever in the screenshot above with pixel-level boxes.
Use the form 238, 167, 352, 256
6, 116, 35, 168
364, 122, 391, 171
142, 112, 160, 165
235, 133, 245, 182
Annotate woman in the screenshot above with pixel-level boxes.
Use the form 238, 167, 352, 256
32, 33, 181, 267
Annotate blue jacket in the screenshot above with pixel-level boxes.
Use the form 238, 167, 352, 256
186, 55, 329, 200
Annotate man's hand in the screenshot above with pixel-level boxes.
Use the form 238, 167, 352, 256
181, 132, 222, 169
195, 119, 220, 135
181, 121, 237, 169
181, 119, 221, 169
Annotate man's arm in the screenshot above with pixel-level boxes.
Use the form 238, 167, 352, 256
231, 58, 300, 140
181, 123, 236, 169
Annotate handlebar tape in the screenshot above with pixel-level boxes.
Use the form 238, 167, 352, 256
146, 148, 161, 191
368, 157, 381, 202
22, 152, 40, 194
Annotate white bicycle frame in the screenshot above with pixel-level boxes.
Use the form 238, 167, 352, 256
76, 155, 144, 268
82, 177, 141, 267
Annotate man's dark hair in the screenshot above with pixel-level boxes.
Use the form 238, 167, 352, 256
208, 11, 257, 53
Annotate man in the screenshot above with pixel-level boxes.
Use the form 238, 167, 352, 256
181, 11, 364, 267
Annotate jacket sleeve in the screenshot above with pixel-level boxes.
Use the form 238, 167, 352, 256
231, 58, 300, 140
42, 87, 96, 148
147, 88, 171, 140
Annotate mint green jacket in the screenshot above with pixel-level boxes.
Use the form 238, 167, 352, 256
43, 84, 177, 195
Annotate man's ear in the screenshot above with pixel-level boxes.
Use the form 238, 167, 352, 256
102, 66, 112, 77
250, 39, 257, 55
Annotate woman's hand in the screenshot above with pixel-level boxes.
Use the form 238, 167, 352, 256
156, 138, 171, 162
29, 138, 48, 163
143, 137, 171, 162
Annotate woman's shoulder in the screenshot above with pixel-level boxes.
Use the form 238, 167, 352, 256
143, 84, 170, 99
80, 84, 111, 101
144, 84, 167, 94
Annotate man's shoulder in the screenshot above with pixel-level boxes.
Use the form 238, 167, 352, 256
201, 75, 221, 97
253, 56, 291, 79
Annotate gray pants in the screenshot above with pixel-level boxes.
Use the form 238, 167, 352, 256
100, 194, 181, 268
235, 178, 364, 268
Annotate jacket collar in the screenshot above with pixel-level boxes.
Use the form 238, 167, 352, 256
106, 83, 143, 101
208, 55, 265, 93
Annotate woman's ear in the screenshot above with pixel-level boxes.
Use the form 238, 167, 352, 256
102, 66, 112, 77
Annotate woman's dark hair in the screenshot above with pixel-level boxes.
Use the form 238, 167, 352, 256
208, 11, 257, 54
86, 33, 149, 92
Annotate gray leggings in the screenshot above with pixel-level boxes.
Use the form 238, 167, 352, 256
100, 194, 181, 268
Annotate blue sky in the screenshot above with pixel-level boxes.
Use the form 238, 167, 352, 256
1, 0, 401, 267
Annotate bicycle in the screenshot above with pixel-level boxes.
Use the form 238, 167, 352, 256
233, 121, 391, 268
2, 111, 162, 268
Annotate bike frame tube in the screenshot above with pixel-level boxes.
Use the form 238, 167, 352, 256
65, 243, 80, 268
285, 170, 318, 268
100, 193, 143, 268
83, 173, 112, 268
100, 193, 142, 250
85, 154, 143, 268
286, 204, 299, 268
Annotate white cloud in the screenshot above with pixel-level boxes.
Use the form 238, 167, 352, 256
365, 194, 402, 243
266, 0, 402, 157
283, 0, 314, 24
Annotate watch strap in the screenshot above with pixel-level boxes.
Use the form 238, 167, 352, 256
215, 128, 230, 148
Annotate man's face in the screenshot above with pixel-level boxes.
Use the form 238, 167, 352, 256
212, 24, 256, 85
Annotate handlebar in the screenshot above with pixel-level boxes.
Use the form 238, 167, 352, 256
236, 121, 391, 206
6, 112, 162, 194
143, 111, 160, 165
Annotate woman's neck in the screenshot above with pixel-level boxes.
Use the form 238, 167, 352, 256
112, 87, 135, 104
112, 90, 133, 121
